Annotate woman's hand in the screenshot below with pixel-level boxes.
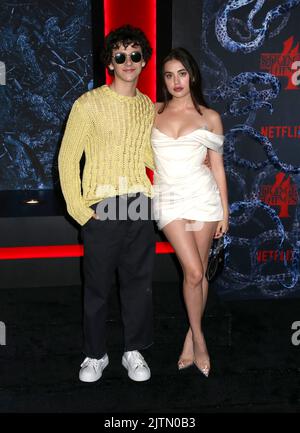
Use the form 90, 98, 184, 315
214, 217, 229, 238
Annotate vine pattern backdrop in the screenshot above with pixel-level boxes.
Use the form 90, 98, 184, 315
202, 0, 300, 298
0, 0, 93, 190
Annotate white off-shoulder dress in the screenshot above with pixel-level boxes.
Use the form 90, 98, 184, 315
151, 126, 224, 230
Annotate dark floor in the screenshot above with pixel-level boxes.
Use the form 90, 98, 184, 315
0, 282, 300, 413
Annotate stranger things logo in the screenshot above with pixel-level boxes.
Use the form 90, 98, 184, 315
259, 172, 298, 218
260, 36, 300, 90
258, 173, 297, 266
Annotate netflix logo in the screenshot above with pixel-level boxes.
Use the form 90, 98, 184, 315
257, 250, 294, 263
259, 173, 298, 218
260, 125, 300, 139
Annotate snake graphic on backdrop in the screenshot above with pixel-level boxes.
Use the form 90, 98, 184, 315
202, 0, 300, 297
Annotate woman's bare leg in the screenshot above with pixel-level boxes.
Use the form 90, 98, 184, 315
192, 221, 217, 374
162, 219, 204, 369
163, 219, 217, 375
184, 220, 217, 342
194, 221, 217, 310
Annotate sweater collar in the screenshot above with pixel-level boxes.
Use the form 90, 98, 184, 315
102, 84, 142, 103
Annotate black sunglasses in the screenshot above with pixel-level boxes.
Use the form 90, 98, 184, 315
113, 51, 142, 64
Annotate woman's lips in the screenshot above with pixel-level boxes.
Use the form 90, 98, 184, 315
173, 87, 183, 92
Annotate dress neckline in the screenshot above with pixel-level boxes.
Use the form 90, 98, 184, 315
152, 126, 224, 140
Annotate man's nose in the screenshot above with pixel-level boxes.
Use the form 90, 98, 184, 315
125, 55, 133, 65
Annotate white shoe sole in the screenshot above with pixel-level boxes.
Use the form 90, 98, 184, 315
79, 356, 109, 383
122, 357, 151, 382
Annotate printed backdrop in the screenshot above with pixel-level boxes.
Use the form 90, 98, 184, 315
201, 0, 300, 298
0, 0, 93, 190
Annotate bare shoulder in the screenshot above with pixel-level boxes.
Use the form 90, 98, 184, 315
201, 107, 223, 134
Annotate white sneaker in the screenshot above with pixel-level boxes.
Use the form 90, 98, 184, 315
122, 350, 151, 382
79, 354, 109, 382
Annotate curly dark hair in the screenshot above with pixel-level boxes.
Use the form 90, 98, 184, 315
101, 24, 152, 75
158, 47, 209, 114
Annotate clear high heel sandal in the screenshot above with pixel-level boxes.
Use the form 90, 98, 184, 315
177, 358, 194, 370
194, 357, 210, 377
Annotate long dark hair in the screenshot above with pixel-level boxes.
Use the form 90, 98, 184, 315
158, 47, 209, 114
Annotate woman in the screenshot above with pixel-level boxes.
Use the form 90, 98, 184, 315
152, 48, 229, 377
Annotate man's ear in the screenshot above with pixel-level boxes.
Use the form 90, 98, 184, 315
142, 61, 146, 68
108, 63, 114, 71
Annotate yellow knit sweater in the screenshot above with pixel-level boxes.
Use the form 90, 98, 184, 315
58, 85, 155, 226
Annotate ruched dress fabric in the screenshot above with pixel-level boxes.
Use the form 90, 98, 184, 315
151, 126, 224, 230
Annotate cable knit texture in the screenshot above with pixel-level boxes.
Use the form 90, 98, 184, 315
58, 85, 155, 226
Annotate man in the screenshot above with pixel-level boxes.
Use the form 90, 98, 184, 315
58, 25, 155, 383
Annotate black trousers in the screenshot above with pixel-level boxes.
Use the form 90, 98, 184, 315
81, 194, 155, 359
